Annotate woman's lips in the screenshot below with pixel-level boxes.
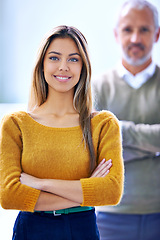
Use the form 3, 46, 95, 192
54, 75, 71, 82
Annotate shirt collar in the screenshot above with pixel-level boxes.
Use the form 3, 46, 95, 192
117, 61, 156, 89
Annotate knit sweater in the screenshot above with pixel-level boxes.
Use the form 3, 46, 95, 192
0, 111, 124, 212
93, 66, 160, 214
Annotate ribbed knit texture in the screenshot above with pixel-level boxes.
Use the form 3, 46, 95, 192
0, 111, 124, 212
93, 66, 160, 214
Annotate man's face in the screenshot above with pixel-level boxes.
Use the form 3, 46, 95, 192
115, 7, 159, 66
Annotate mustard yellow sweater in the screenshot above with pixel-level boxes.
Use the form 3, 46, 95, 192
0, 111, 124, 212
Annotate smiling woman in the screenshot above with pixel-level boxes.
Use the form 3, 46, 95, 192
0, 25, 124, 240
43, 38, 82, 94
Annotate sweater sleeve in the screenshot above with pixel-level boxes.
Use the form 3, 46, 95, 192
80, 116, 124, 206
0, 114, 40, 212
121, 120, 160, 162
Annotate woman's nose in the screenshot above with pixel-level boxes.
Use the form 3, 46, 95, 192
59, 60, 69, 71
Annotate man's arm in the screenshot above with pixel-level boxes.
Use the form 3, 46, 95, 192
121, 120, 160, 162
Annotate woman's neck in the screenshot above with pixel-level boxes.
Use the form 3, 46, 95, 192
28, 93, 79, 128
42, 91, 76, 116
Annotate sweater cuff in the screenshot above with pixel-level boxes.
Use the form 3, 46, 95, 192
23, 189, 41, 212
80, 178, 95, 206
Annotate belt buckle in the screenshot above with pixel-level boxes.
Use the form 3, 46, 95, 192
53, 211, 61, 216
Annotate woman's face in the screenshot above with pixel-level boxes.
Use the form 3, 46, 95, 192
43, 37, 83, 95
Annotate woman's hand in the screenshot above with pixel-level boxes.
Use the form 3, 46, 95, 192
20, 173, 43, 190
20, 173, 83, 204
20, 158, 112, 205
91, 159, 112, 178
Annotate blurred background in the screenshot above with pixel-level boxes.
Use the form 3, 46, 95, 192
0, 0, 160, 239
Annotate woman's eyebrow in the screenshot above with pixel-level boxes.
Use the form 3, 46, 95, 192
48, 51, 80, 57
69, 53, 81, 57
48, 51, 61, 55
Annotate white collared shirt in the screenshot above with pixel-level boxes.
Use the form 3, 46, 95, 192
117, 62, 156, 89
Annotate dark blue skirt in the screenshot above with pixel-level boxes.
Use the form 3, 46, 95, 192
12, 208, 99, 240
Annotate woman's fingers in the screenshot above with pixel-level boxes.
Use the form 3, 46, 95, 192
91, 159, 112, 178
20, 172, 41, 189
97, 161, 111, 177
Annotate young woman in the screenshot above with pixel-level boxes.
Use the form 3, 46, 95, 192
0, 25, 124, 240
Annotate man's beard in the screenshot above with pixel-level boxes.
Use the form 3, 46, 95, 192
122, 43, 151, 66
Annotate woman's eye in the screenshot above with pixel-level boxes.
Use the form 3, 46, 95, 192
49, 56, 59, 61
68, 58, 79, 62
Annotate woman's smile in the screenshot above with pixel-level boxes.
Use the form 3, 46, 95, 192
53, 75, 72, 82
43, 38, 82, 94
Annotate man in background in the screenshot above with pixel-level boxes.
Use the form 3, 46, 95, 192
92, 0, 160, 239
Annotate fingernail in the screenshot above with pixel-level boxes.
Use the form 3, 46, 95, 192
107, 159, 112, 163
101, 158, 105, 163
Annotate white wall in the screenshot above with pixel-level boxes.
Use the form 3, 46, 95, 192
0, 0, 160, 103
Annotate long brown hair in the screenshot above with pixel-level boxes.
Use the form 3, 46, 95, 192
28, 25, 96, 172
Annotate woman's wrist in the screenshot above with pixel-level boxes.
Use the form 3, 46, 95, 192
40, 179, 52, 192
